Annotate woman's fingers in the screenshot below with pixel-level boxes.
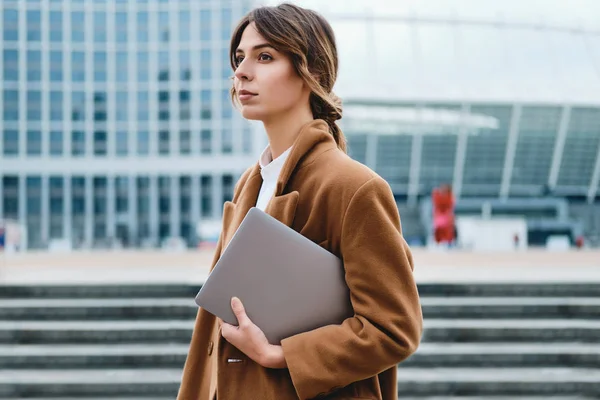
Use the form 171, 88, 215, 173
231, 296, 250, 328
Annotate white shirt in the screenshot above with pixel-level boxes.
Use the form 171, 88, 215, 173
256, 145, 293, 211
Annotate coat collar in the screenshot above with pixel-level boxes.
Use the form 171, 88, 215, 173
222, 119, 336, 247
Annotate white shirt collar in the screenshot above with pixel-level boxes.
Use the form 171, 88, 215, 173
259, 145, 293, 182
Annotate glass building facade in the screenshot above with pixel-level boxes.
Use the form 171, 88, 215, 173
1, 0, 256, 249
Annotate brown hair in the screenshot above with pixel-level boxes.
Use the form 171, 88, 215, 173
229, 3, 347, 153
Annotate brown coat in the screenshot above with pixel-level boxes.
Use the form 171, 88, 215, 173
177, 120, 423, 400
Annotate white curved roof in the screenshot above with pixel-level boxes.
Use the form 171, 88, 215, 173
266, 0, 600, 105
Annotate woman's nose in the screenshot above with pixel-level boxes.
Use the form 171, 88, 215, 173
234, 60, 252, 81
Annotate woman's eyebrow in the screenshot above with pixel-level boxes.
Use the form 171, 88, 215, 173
235, 43, 274, 54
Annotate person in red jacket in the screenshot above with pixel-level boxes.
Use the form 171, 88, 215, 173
432, 184, 456, 246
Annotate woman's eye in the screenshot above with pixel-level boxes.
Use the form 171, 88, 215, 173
235, 56, 244, 66
258, 53, 272, 62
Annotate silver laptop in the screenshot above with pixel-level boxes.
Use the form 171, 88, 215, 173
194, 207, 353, 345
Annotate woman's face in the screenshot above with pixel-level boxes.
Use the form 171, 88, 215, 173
233, 22, 309, 122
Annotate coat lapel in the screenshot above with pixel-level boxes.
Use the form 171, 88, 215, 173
222, 119, 336, 249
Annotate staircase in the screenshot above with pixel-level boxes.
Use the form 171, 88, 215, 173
0, 283, 599, 398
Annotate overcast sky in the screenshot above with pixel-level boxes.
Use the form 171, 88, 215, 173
257, 0, 600, 103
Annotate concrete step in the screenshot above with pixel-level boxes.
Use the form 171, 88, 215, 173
0, 320, 194, 345
403, 343, 600, 368
395, 368, 600, 396
422, 319, 600, 343
0, 369, 181, 398
3, 342, 599, 370
2, 283, 600, 299
2, 297, 599, 321
0, 344, 188, 369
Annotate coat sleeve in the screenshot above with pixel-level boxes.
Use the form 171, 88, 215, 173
280, 176, 423, 400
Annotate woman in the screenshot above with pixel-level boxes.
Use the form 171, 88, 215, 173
178, 4, 422, 400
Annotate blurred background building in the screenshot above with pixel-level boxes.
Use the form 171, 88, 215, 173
1, 0, 600, 250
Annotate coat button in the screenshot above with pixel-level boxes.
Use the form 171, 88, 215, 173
208, 341, 214, 356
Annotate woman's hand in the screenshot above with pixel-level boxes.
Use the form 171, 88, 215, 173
221, 297, 288, 369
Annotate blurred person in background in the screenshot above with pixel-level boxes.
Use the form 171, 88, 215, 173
432, 183, 456, 248
177, 3, 422, 400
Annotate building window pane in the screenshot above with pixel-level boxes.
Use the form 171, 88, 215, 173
3, 50, 19, 81
72, 91, 86, 121
94, 131, 107, 156
137, 52, 148, 82
50, 91, 63, 121
72, 130, 85, 156
201, 175, 212, 217
27, 130, 42, 156
159, 12, 169, 43
72, 51, 85, 82
94, 12, 106, 43
137, 12, 148, 42
71, 12, 85, 42
116, 52, 128, 83
201, 89, 211, 120
243, 126, 252, 154
116, 12, 127, 43
200, 10, 211, 42
200, 129, 211, 154
116, 131, 128, 156
50, 11, 63, 42
27, 91, 42, 121
180, 51, 191, 81
94, 52, 107, 82
221, 129, 233, 154
50, 131, 63, 156
27, 10, 42, 41
222, 89, 232, 118
137, 131, 149, 155
116, 92, 128, 121
158, 51, 169, 82
27, 50, 42, 81
50, 51, 63, 82
201, 49, 212, 80
3, 9, 19, 41
137, 91, 149, 120
3, 90, 19, 121
93, 92, 107, 122
180, 130, 191, 155
179, 11, 190, 42
3, 130, 19, 156
159, 131, 170, 155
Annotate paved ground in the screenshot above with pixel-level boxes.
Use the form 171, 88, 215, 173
0, 248, 599, 285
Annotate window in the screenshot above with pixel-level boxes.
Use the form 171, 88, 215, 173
27, 50, 42, 81
27, 10, 42, 41
159, 131, 170, 155
221, 8, 232, 40
94, 52, 107, 82
116, 12, 127, 43
116, 131, 128, 156
137, 131, 149, 155
137, 52, 149, 82
3, 50, 18, 81
137, 12, 148, 42
50, 131, 63, 156
72, 52, 85, 82
72, 91, 86, 121
116, 92, 128, 121
50, 51, 63, 82
137, 91, 149, 120
3, 130, 19, 156
180, 131, 191, 155
27, 130, 42, 156
179, 11, 190, 42
200, 129, 211, 154
72, 130, 86, 156
3, 90, 19, 121
94, 12, 107, 43
71, 12, 85, 42
201, 175, 213, 217
27, 91, 42, 121
93, 92, 107, 122
221, 129, 233, 154
50, 91, 63, 121
201, 49, 212, 80
116, 52, 128, 83
3, 9, 19, 41
180, 51, 191, 81
50, 11, 63, 42
201, 89, 212, 120
159, 12, 169, 42
158, 51, 169, 82
222, 89, 232, 118
200, 10, 211, 41
94, 131, 107, 156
